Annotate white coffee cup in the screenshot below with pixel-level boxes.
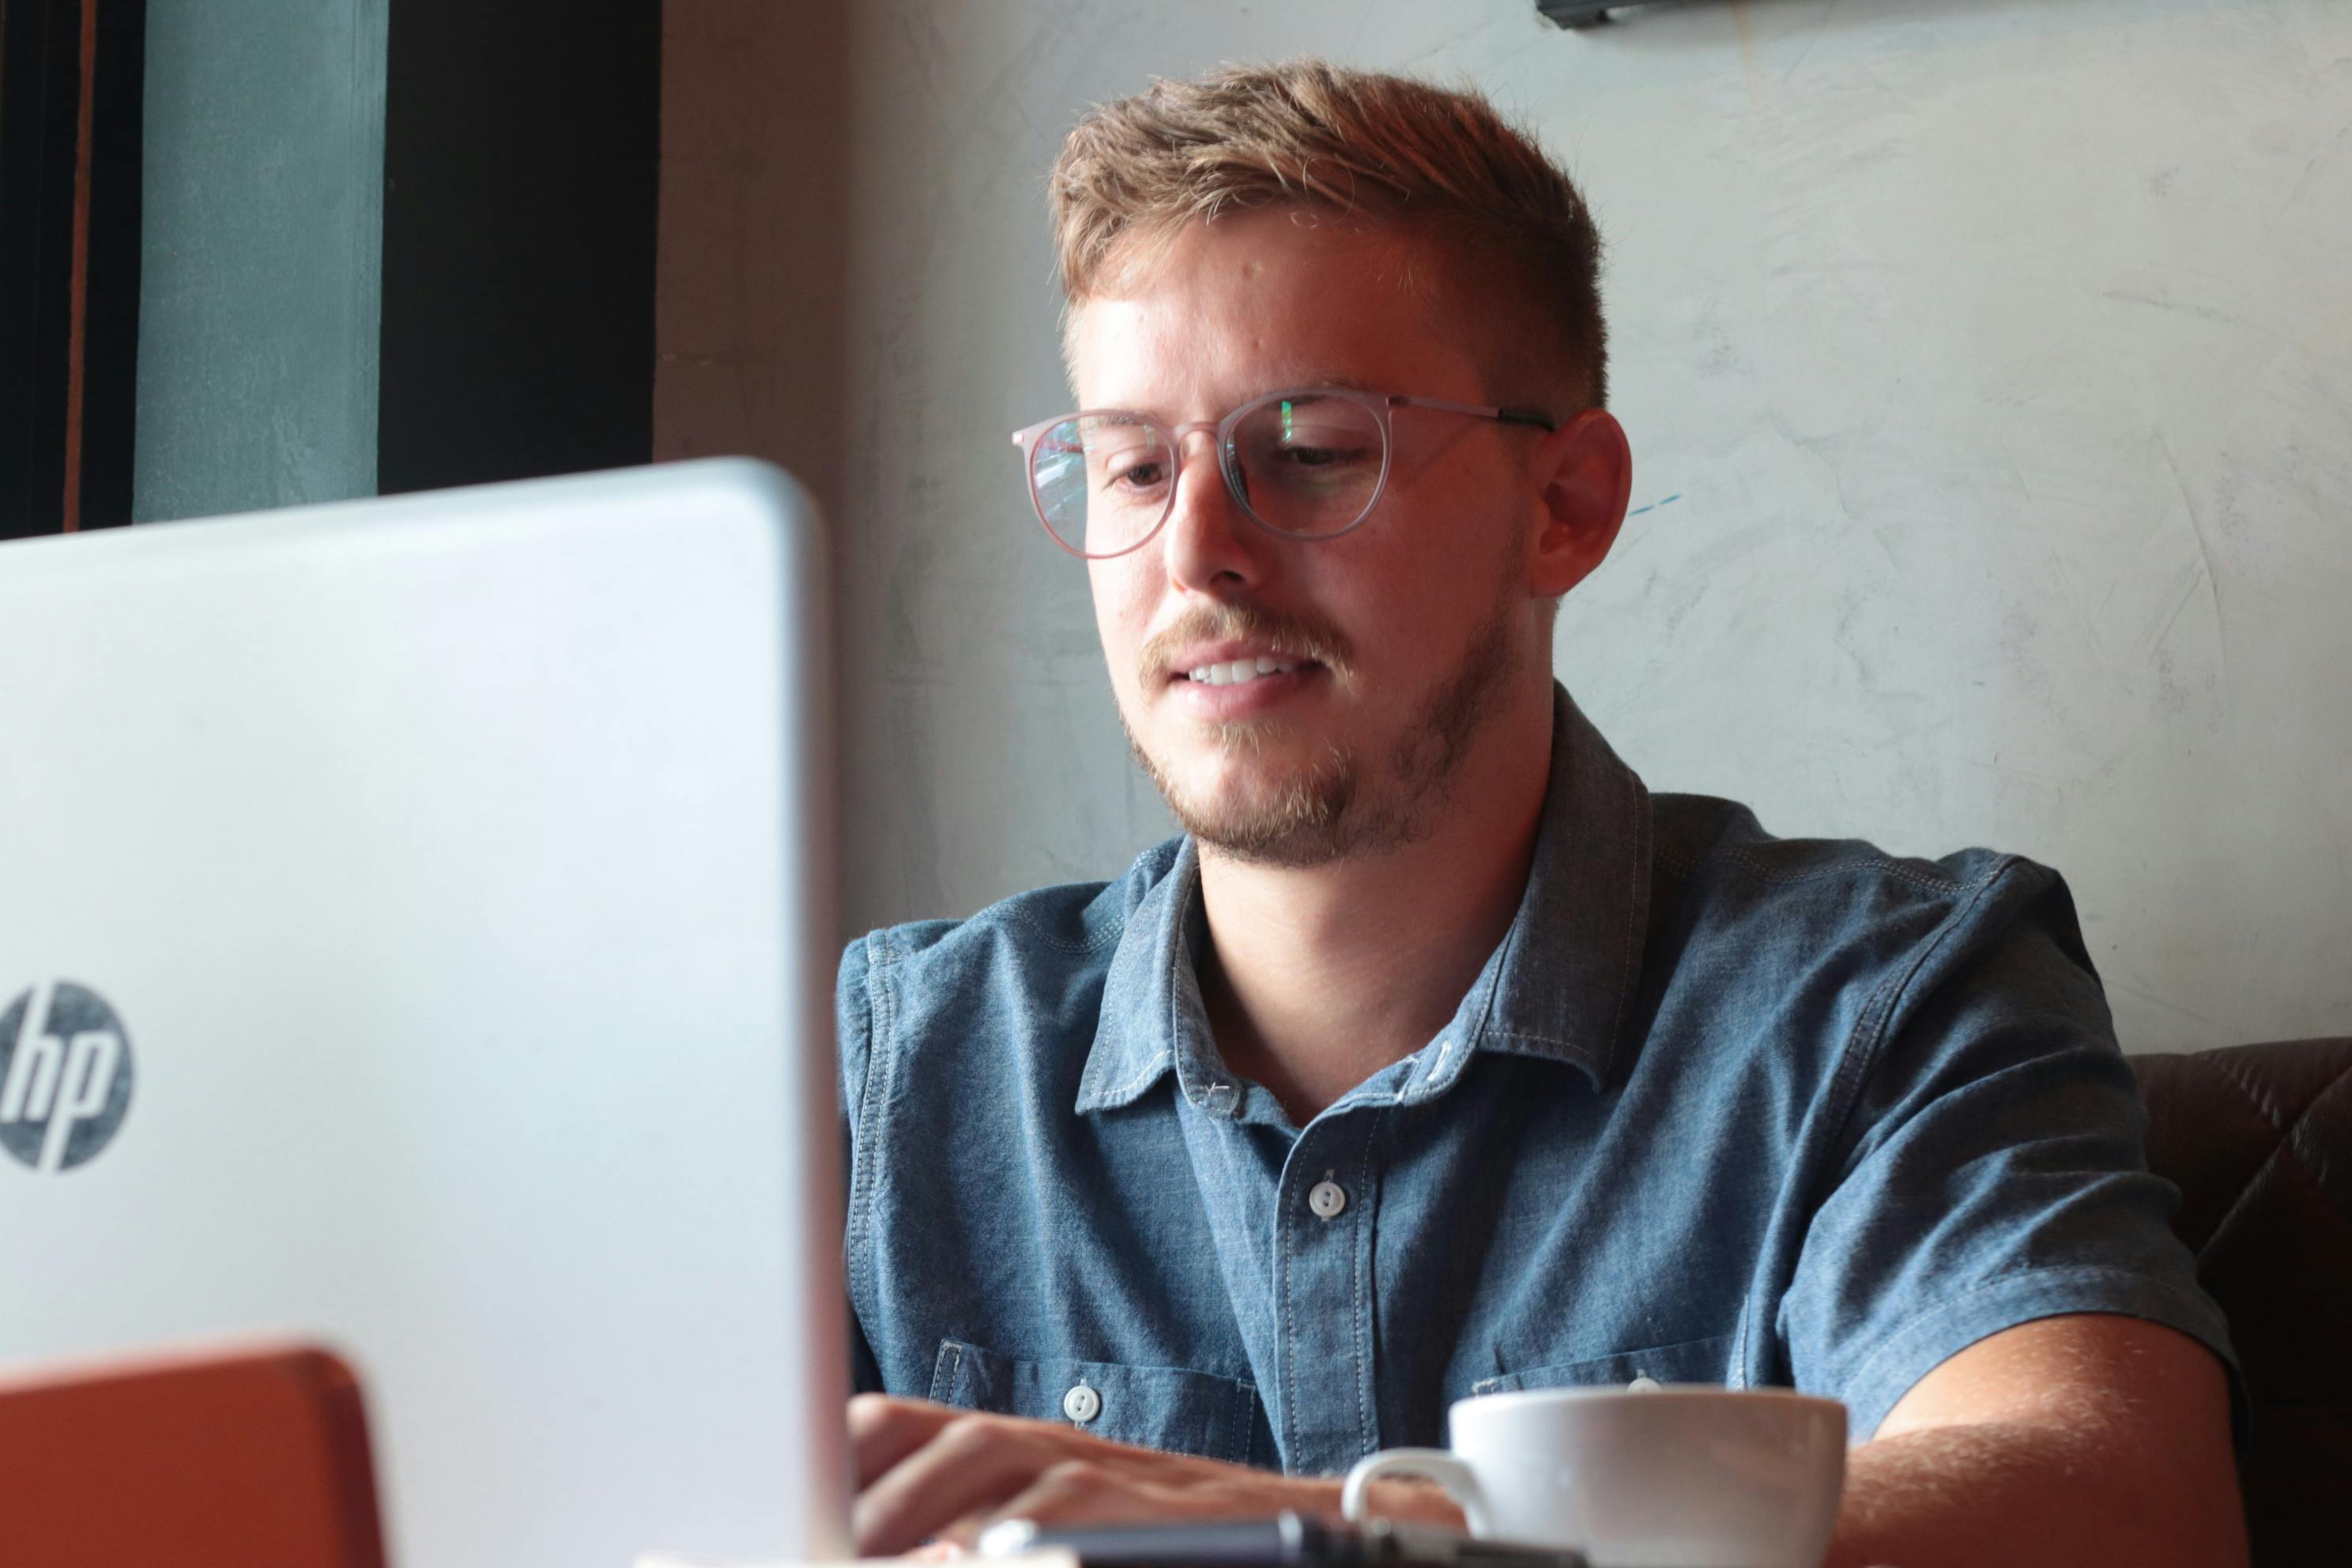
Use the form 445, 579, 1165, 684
1340, 1385, 1846, 1568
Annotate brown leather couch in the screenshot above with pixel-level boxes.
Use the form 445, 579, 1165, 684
2132, 1036, 2352, 1566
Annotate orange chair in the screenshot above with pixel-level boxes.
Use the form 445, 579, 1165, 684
0, 1343, 387, 1568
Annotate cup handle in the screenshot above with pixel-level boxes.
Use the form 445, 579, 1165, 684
1340, 1448, 1494, 1536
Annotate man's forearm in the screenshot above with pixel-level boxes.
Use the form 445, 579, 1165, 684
1826, 1422, 2247, 1568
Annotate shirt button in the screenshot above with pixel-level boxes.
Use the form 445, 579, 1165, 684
1061, 1383, 1102, 1424
1307, 1179, 1348, 1219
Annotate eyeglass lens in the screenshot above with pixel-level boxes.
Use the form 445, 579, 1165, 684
1029, 393, 1385, 556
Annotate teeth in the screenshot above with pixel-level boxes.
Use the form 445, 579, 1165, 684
1187, 657, 1301, 686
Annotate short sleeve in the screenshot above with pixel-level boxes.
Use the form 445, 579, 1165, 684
1778, 865, 2241, 1442
836, 933, 883, 1389
836, 932, 877, 1139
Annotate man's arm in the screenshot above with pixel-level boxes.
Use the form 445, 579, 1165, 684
849, 1312, 2243, 1565
1828, 1313, 2244, 1568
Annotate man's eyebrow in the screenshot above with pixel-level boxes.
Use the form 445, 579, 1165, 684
1123, 377, 1387, 416
1261, 374, 1379, 395
1078, 376, 1389, 422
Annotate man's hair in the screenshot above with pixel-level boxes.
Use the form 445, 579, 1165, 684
1049, 58, 1608, 412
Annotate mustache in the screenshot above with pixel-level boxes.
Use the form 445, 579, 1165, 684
1139, 601, 1357, 682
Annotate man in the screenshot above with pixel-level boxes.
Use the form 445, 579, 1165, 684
841, 61, 2246, 1567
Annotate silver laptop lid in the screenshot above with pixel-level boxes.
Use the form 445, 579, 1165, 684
0, 460, 848, 1566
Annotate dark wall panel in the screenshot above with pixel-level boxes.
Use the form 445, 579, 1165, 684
76, 0, 141, 527
1, 0, 144, 537
378, 2, 662, 493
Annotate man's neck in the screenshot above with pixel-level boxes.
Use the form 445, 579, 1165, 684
1193, 690, 1557, 1125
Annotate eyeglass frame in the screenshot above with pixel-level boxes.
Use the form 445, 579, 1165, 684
1009, 386, 1559, 560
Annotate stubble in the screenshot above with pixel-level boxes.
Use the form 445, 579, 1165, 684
1123, 569, 1524, 869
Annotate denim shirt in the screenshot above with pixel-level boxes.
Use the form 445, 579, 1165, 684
838, 686, 2235, 1476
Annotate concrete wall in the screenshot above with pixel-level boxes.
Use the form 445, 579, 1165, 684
134, 0, 387, 522
656, 2, 850, 521
665, 0, 2352, 1054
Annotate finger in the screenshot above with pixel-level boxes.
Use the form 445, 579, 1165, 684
952, 1457, 1370, 1549
1361, 1476, 1468, 1529
849, 1393, 962, 1489
938, 1460, 1143, 1549
943, 1458, 1261, 1550
854, 1415, 1060, 1558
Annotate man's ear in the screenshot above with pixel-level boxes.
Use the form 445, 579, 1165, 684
1526, 408, 1632, 601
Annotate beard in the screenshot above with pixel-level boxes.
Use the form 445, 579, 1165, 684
1121, 571, 1525, 870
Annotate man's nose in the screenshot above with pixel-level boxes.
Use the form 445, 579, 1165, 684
1162, 428, 1262, 594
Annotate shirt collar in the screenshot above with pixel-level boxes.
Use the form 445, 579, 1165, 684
1074, 834, 1223, 1114
1074, 683, 1653, 1116
1462, 682, 1653, 1087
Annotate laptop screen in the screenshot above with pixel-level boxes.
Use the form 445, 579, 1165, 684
0, 461, 849, 1566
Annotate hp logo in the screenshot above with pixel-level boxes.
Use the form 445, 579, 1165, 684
0, 982, 135, 1173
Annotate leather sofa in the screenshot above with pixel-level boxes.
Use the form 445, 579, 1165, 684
2132, 1036, 2352, 1566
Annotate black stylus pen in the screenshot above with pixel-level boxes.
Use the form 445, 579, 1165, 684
978, 1511, 1590, 1568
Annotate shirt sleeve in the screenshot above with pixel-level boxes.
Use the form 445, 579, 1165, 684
1777, 860, 2243, 1443
837, 933, 882, 1391
837, 932, 876, 1144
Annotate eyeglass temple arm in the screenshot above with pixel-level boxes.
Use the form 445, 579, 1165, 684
1389, 394, 1559, 432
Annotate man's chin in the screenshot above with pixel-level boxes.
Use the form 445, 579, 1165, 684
1181, 804, 1351, 869
1156, 763, 1362, 869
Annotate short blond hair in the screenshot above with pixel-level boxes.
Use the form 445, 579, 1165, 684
1049, 58, 1608, 411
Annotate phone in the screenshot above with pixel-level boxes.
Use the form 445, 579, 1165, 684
981, 1511, 1590, 1568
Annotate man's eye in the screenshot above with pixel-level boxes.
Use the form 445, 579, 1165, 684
1105, 458, 1168, 491
1274, 439, 1375, 471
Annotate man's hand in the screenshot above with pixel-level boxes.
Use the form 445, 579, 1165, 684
849, 1394, 1457, 1557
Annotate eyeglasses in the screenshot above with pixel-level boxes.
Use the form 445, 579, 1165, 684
1011, 386, 1556, 560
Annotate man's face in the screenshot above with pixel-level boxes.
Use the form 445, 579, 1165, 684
1067, 210, 1552, 867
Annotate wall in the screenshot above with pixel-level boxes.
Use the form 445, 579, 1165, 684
674, 0, 2352, 1054
655, 2, 850, 520
133, 0, 387, 522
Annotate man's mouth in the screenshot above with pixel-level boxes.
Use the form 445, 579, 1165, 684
1183, 656, 1317, 688
1143, 606, 1353, 703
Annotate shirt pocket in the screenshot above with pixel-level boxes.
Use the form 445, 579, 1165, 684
928, 1339, 1261, 1466
1471, 1332, 1738, 1396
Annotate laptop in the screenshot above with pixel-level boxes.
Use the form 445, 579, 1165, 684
0, 460, 850, 1566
